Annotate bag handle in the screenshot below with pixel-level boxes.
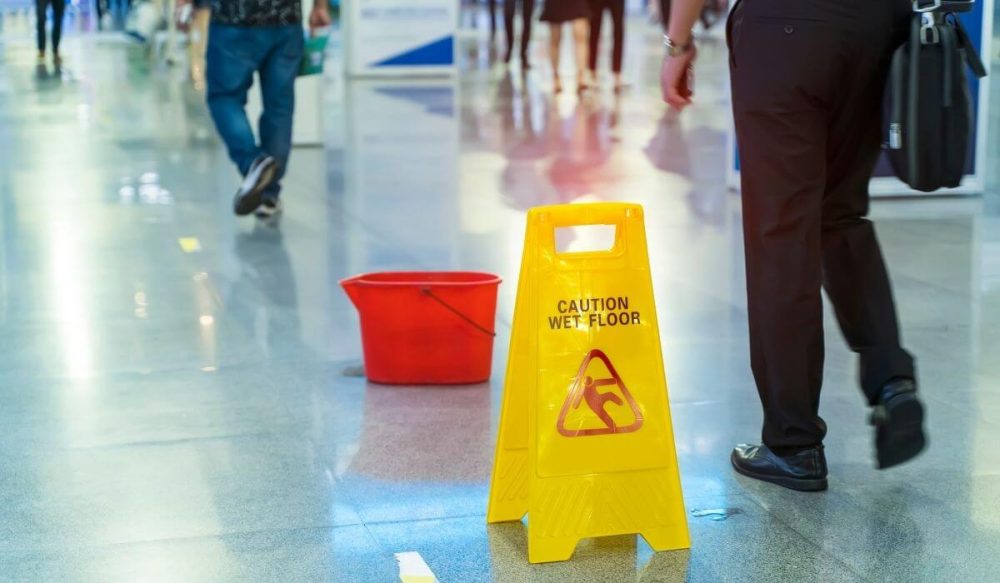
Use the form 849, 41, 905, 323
953, 17, 988, 78
420, 287, 496, 337
914, 0, 975, 13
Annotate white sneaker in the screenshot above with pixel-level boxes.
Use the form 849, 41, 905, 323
254, 198, 283, 220
233, 155, 277, 216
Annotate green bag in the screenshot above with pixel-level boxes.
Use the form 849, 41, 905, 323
299, 35, 329, 77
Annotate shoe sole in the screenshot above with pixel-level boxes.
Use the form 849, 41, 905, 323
255, 206, 282, 220
234, 160, 278, 216
875, 394, 927, 470
731, 456, 828, 492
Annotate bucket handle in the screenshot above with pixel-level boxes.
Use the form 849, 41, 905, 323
420, 287, 497, 338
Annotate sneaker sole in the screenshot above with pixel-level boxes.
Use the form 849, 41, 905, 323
234, 161, 278, 216
255, 204, 282, 220
731, 456, 828, 492
875, 394, 927, 470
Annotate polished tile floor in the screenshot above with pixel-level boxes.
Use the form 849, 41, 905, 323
3, 7, 1000, 583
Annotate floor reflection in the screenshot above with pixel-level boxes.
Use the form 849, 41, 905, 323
488, 522, 692, 582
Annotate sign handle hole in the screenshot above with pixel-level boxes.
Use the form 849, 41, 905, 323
556, 224, 617, 254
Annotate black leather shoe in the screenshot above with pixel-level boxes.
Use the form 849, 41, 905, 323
731, 444, 828, 492
870, 378, 926, 470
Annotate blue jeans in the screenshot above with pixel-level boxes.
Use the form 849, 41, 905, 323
206, 24, 304, 200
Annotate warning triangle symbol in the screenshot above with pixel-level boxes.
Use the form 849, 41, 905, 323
556, 349, 644, 438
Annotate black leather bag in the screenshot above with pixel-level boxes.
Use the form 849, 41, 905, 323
886, 0, 987, 192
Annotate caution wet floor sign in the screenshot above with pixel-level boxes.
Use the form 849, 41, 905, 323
487, 202, 689, 564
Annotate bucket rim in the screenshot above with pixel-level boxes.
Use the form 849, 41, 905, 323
340, 271, 502, 288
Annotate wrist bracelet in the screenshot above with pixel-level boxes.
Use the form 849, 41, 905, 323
663, 33, 694, 57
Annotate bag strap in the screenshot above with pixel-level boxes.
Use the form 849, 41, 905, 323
940, 22, 956, 107
952, 17, 988, 78
906, 15, 921, 184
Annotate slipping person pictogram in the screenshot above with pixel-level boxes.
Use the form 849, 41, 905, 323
577, 376, 623, 431
557, 349, 643, 437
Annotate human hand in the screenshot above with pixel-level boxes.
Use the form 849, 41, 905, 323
660, 46, 697, 110
175, 0, 193, 31
309, 5, 332, 33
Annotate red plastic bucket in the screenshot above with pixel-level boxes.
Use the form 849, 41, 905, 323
340, 272, 502, 385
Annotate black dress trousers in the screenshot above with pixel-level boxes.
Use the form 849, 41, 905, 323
728, 0, 917, 450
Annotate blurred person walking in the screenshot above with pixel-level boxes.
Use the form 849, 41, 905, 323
586, 0, 625, 91
486, 0, 498, 39
652, 0, 670, 28
185, 0, 330, 218
185, 0, 212, 90
541, 0, 591, 93
661, 0, 925, 491
501, 0, 536, 68
35, 0, 66, 67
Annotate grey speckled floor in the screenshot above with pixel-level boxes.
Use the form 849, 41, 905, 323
2, 6, 1000, 583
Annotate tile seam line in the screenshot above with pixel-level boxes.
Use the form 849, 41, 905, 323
60, 430, 283, 451
359, 512, 489, 528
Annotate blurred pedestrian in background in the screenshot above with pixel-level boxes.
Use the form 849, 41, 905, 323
502, 0, 536, 68
487, 0, 498, 38
187, 0, 211, 90
540, 0, 590, 93
185, 0, 331, 219
653, 0, 670, 28
587, 0, 625, 91
35, 0, 66, 67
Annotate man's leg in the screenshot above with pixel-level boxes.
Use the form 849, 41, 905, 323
206, 24, 262, 175
821, 35, 915, 404
737, 110, 829, 450
257, 25, 304, 201
820, 5, 923, 470
731, 11, 836, 451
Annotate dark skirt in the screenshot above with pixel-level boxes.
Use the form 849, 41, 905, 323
540, 0, 590, 23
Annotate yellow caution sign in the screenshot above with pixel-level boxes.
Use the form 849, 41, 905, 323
487, 202, 689, 564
